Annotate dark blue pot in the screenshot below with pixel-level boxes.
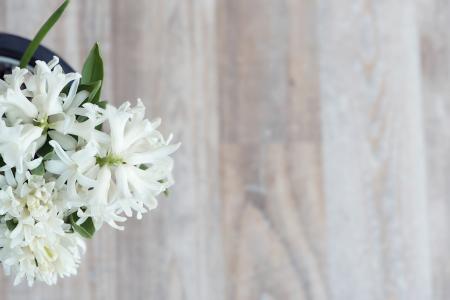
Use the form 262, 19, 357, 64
0, 33, 74, 78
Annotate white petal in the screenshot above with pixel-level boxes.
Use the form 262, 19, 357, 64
48, 130, 77, 150
44, 160, 66, 175
125, 143, 180, 165
49, 140, 73, 166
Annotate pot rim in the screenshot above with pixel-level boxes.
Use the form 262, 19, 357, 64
0, 33, 74, 72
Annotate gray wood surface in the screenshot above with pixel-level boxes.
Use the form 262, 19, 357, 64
0, 0, 448, 299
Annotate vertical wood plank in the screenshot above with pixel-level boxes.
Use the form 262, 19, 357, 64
111, 1, 221, 299
218, 0, 326, 299
417, 1, 450, 299
318, 0, 432, 299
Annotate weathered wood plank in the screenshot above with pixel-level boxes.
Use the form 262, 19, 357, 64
110, 1, 222, 300
218, 0, 325, 299
1, 0, 449, 299
318, 1, 432, 299
418, 1, 450, 299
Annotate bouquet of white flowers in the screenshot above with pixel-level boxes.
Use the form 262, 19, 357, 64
0, 1, 179, 286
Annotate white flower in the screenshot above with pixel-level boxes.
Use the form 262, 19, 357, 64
0, 68, 38, 122
0, 55, 180, 286
0, 174, 85, 286
76, 166, 126, 230
0, 120, 42, 173
61, 78, 89, 116
49, 114, 109, 147
91, 100, 180, 220
0, 57, 81, 124
25, 57, 81, 118
0, 227, 84, 286
45, 140, 97, 195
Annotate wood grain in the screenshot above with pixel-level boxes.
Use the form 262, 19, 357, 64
319, 1, 432, 299
0, 0, 448, 299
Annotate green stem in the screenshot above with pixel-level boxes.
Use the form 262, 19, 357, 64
19, 0, 70, 68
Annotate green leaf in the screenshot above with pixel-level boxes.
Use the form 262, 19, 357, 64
31, 161, 45, 176
97, 100, 107, 109
80, 43, 104, 103
43, 151, 55, 161
81, 43, 103, 83
19, 0, 70, 68
78, 80, 102, 103
69, 212, 95, 239
36, 139, 54, 158
76, 81, 104, 123
6, 219, 18, 231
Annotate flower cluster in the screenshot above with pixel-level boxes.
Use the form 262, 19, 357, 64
0, 57, 179, 286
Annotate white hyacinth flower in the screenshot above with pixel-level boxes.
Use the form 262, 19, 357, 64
0, 120, 43, 173
0, 54, 179, 286
0, 174, 85, 286
45, 140, 97, 195
91, 100, 179, 220
0, 68, 38, 122
25, 57, 81, 118
0, 57, 80, 124
76, 166, 126, 230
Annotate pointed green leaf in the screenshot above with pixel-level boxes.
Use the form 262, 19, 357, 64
19, 0, 70, 68
79, 80, 102, 103
81, 44, 103, 93
69, 212, 95, 239
6, 219, 18, 231
36, 139, 54, 157
80, 43, 104, 105
43, 151, 55, 161
81, 43, 103, 83
75, 81, 102, 122
31, 161, 45, 176
97, 100, 107, 109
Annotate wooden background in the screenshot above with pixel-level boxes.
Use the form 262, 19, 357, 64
0, 0, 448, 299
